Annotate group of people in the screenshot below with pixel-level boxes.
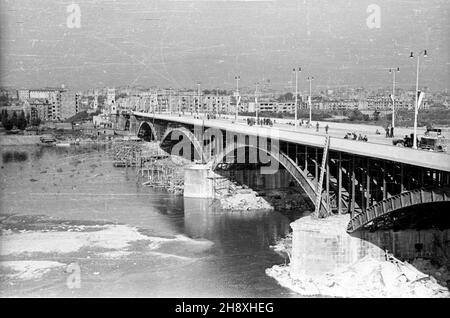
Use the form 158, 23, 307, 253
315, 122, 330, 134
246, 117, 273, 126
344, 132, 368, 142
285, 120, 330, 134
385, 125, 395, 138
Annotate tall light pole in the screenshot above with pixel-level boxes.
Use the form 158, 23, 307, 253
293, 67, 301, 127
388, 67, 400, 132
410, 50, 427, 149
216, 87, 219, 118
234, 75, 240, 121
196, 82, 201, 116
307, 76, 314, 125
255, 82, 259, 123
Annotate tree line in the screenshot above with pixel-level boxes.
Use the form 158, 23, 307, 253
0, 110, 40, 130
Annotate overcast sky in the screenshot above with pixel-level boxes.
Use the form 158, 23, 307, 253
0, 0, 449, 92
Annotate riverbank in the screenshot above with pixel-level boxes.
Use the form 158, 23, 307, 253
0, 135, 41, 146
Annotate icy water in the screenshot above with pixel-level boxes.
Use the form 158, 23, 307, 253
0, 144, 304, 297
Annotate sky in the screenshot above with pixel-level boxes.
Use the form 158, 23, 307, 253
0, 0, 449, 92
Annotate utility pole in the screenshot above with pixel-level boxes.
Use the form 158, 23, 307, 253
307, 76, 314, 125
234, 76, 240, 121
389, 67, 400, 131
294, 67, 301, 127
216, 87, 219, 118
255, 82, 259, 123
197, 82, 201, 116
410, 50, 427, 149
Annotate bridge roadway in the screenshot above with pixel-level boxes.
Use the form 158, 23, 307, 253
133, 111, 450, 172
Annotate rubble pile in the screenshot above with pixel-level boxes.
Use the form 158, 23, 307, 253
412, 258, 450, 289
262, 189, 312, 211
215, 181, 312, 212
267, 234, 450, 299
219, 188, 274, 211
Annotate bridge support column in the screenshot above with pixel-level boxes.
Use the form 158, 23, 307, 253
183, 165, 214, 198
290, 214, 385, 279
117, 115, 127, 131
129, 116, 138, 134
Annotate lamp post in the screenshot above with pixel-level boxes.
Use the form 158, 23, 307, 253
410, 50, 427, 149
196, 82, 201, 117
389, 67, 400, 133
255, 82, 259, 124
293, 67, 301, 127
216, 87, 219, 118
234, 76, 240, 121
307, 76, 314, 125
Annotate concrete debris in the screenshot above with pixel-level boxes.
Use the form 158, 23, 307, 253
215, 185, 311, 212
266, 256, 450, 298
219, 190, 274, 211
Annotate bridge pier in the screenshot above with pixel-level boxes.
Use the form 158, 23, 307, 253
290, 212, 450, 279
183, 164, 214, 198
129, 115, 138, 134
290, 214, 386, 278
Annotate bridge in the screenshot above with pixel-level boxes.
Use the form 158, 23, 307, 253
116, 111, 450, 233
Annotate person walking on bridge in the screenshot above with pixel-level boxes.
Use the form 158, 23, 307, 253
316, 121, 319, 132
325, 124, 329, 134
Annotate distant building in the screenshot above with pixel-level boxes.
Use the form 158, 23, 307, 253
106, 88, 115, 106
93, 90, 99, 111
17, 89, 30, 101
60, 91, 77, 120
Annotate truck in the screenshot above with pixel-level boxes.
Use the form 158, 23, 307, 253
392, 128, 447, 152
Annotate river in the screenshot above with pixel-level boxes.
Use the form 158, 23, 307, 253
0, 144, 305, 297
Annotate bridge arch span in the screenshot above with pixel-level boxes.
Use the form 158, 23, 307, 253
137, 121, 158, 142
160, 126, 204, 162
347, 187, 450, 233
210, 142, 329, 214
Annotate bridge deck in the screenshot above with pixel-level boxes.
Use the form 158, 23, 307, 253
133, 112, 450, 172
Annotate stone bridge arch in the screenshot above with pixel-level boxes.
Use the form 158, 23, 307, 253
347, 187, 450, 233
137, 121, 158, 142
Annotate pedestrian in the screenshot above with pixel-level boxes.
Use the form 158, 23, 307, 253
390, 126, 394, 138
325, 124, 329, 134
385, 127, 389, 138
316, 122, 319, 132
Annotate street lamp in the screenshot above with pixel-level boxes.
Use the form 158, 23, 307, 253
389, 67, 400, 133
293, 67, 301, 127
196, 82, 201, 116
307, 76, 314, 125
410, 50, 427, 149
234, 76, 240, 121
216, 87, 219, 118
255, 82, 259, 124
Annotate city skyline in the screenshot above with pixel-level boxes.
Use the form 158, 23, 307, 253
0, 0, 449, 92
